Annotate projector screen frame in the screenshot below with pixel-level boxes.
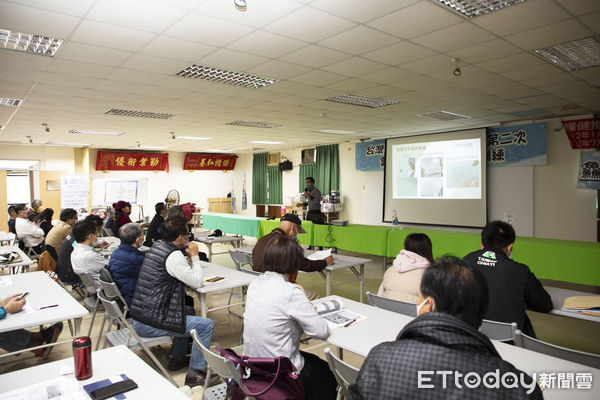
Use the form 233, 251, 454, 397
382, 128, 487, 229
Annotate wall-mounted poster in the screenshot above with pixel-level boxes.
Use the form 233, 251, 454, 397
356, 140, 385, 171
61, 175, 88, 210
487, 123, 547, 167
577, 150, 600, 190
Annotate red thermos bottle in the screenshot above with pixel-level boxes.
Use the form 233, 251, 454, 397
73, 336, 93, 380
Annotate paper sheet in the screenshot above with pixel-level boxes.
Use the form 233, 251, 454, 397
307, 248, 331, 260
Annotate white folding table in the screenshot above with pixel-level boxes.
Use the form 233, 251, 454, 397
0, 345, 188, 398
0, 245, 34, 274
194, 235, 244, 262
544, 286, 600, 323
0, 271, 89, 358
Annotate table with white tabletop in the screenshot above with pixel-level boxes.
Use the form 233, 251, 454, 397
0, 245, 34, 274
0, 271, 89, 358
0, 345, 188, 399
195, 261, 256, 317
316, 295, 600, 399
194, 234, 244, 262
544, 286, 600, 323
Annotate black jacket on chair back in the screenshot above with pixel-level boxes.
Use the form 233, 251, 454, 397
130, 239, 186, 333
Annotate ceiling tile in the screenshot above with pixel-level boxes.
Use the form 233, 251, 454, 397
228, 30, 306, 58
450, 39, 521, 64
579, 11, 600, 33
121, 53, 188, 74
87, 0, 186, 33
318, 26, 399, 55
412, 22, 496, 52
165, 13, 254, 47
476, 52, 544, 73
247, 60, 311, 80
554, 0, 600, 16
321, 57, 388, 76
399, 54, 452, 75
45, 59, 115, 79
325, 78, 380, 92
70, 20, 156, 52
196, 49, 269, 71
367, 1, 462, 39
0, 2, 81, 38
362, 41, 435, 65
500, 64, 564, 81
139, 36, 217, 61
505, 19, 592, 50
263, 6, 356, 42
310, 0, 420, 23
5, 0, 95, 16
279, 45, 352, 68
55, 42, 134, 67
288, 70, 348, 86
196, 0, 301, 28
358, 67, 421, 84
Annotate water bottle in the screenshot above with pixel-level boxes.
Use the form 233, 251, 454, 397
73, 336, 93, 380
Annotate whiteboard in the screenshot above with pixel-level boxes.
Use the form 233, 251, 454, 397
92, 178, 148, 206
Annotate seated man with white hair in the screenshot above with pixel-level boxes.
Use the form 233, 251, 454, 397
108, 223, 146, 307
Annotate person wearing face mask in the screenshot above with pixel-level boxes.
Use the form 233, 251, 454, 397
108, 223, 146, 307
463, 220, 552, 338
71, 220, 109, 289
350, 256, 542, 400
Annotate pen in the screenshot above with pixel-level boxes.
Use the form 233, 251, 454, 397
343, 318, 357, 328
39, 304, 59, 310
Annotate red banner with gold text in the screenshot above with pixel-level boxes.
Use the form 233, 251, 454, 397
562, 118, 600, 149
96, 151, 169, 171
184, 153, 238, 170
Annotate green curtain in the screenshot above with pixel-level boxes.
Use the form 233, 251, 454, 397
316, 144, 340, 194
252, 153, 267, 204
267, 165, 282, 204
298, 163, 317, 192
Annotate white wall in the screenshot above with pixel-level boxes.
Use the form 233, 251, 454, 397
0, 145, 76, 173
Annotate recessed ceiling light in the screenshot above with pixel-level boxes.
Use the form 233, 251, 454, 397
435, 0, 526, 18
176, 64, 278, 89
533, 37, 600, 71
313, 129, 356, 135
417, 111, 471, 121
326, 93, 398, 108
226, 120, 282, 128
174, 136, 212, 141
0, 28, 63, 57
249, 141, 283, 144
0, 98, 22, 106
68, 129, 124, 136
104, 108, 175, 119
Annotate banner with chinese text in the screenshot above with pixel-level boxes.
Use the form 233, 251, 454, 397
577, 150, 600, 190
562, 118, 600, 149
96, 151, 169, 171
487, 123, 546, 167
355, 140, 385, 171
183, 153, 238, 170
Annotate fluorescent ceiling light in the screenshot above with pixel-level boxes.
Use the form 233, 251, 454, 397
0, 98, 22, 106
68, 129, 124, 136
326, 93, 398, 108
205, 149, 233, 153
435, 0, 526, 18
417, 111, 471, 121
313, 129, 356, 135
104, 108, 176, 119
533, 37, 600, 71
0, 28, 63, 57
226, 120, 282, 128
174, 136, 212, 141
138, 145, 168, 149
249, 141, 283, 144
46, 142, 90, 147
176, 64, 278, 89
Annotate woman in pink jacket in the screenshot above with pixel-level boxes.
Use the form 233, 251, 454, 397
377, 233, 434, 303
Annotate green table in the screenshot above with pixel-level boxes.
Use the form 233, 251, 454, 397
312, 224, 390, 257
201, 213, 265, 237
257, 219, 314, 245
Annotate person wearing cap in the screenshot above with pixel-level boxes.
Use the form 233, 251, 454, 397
110, 200, 132, 236
252, 214, 333, 299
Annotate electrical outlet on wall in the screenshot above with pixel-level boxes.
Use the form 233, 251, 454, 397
503, 213, 514, 226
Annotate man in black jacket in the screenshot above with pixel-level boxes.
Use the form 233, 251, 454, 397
350, 257, 542, 400
464, 221, 552, 337
143, 202, 166, 247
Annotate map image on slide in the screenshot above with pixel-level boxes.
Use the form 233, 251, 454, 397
447, 160, 480, 188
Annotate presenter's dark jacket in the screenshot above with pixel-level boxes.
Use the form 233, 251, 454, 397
252, 228, 326, 275
143, 214, 164, 247
349, 312, 542, 400
463, 248, 552, 337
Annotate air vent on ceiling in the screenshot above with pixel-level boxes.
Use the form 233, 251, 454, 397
104, 108, 175, 119
326, 93, 398, 108
417, 111, 471, 121
533, 37, 600, 71
0, 29, 63, 57
176, 64, 278, 88
435, 0, 526, 18
226, 120, 282, 128
0, 98, 22, 106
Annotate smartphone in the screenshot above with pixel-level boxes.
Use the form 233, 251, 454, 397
18, 292, 29, 300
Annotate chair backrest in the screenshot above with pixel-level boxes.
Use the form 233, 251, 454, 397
324, 347, 359, 397
97, 289, 126, 321
98, 267, 128, 309
190, 329, 242, 382
229, 250, 262, 276
78, 272, 99, 296
366, 291, 416, 317
480, 319, 517, 342
513, 329, 600, 369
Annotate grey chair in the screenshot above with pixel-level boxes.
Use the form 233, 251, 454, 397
228, 250, 260, 275
480, 319, 517, 342
77, 272, 102, 337
324, 347, 359, 400
97, 268, 129, 350
190, 329, 250, 400
513, 329, 600, 369
366, 291, 416, 317
96, 289, 176, 385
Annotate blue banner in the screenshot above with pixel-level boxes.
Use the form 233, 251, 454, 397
577, 151, 600, 190
356, 140, 385, 171
487, 123, 547, 167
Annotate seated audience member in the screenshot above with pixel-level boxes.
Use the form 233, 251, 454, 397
71, 220, 108, 288
14, 204, 45, 254
7, 205, 17, 234
244, 235, 337, 400
130, 216, 218, 388
0, 293, 63, 359
27, 199, 43, 221
144, 202, 166, 247
350, 256, 542, 400
33, 208, 54, 236
159, 205, 207, 261
109, 200, 132, 236
463, 221, 552, 338
108, 223, 145, 307
45, 208, 77, 261
377, 233, 434, 303
56, 214, 106, 284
